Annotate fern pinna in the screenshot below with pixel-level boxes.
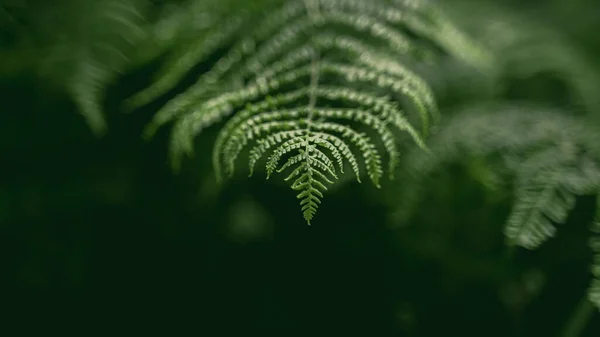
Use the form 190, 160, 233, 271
130, 0, 485, 223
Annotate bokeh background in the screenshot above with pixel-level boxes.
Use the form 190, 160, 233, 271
1, 0, 600, 335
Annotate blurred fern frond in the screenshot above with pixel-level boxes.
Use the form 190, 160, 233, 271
0, 0, 153, 135
63, 0, 150, 135
392, 102, 600, 308
439, 0, 600, 114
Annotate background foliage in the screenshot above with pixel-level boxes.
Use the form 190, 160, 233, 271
1, 0, 600, 335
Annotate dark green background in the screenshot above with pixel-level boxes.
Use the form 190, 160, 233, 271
1, 0, 600, 335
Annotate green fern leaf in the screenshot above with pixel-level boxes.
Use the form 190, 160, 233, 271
132, 0, 490, 223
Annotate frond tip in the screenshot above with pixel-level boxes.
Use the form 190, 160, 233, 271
133, 0, 486, 223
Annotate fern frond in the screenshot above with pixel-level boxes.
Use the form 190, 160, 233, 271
124, 0, 263, 110
136, 0, 489, 137
134, 0, 489, 223
505, 158, 577, 249
390, 102, 600, 309
52, 0, 150, 135
440, 0, 600, 114
394, 103, 600, 244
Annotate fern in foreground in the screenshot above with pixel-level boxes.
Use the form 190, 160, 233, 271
393, 103, 600, 308
130, 0, 487, 223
